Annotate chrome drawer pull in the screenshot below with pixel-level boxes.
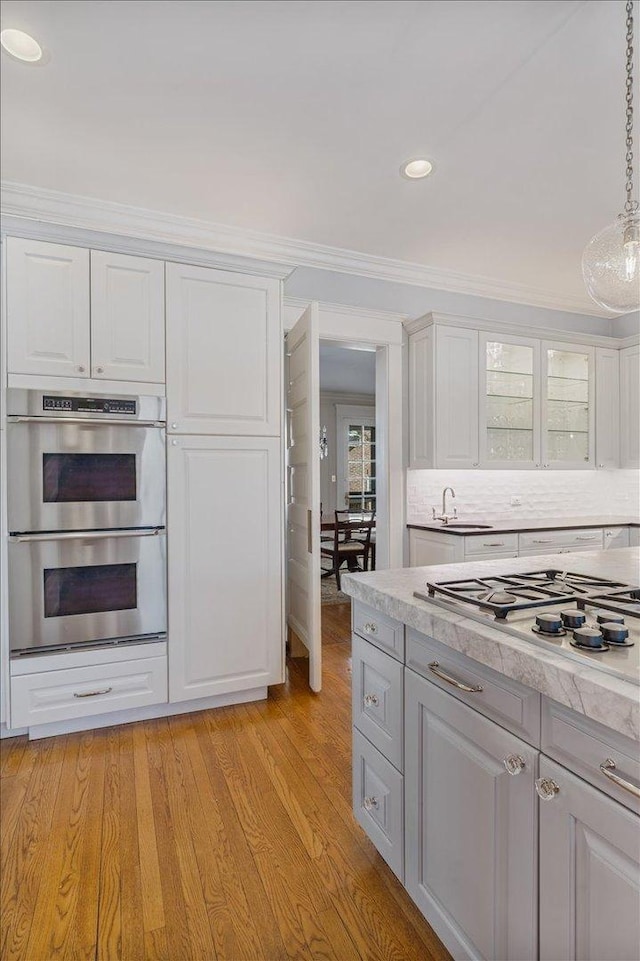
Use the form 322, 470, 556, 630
483, 541, 505, 547
532, 539, 553, 544
503, 754, 525, 776
363, 693, 379, 708
535, 777, 560, 800
576, 536, 597, 541
73, 687, 113, 698
363, 622, 378, 635
600, 759, 640, 799
428, 662, 483, 693
363, 796, 379, 811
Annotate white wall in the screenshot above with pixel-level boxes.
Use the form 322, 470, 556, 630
407, 469, 640, 522
320, 391, 374, 515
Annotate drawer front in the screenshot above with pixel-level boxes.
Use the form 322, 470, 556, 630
352, 600, 404, 661
604, 526, 631, 549
352, 635, 403, 771
518, 527, 603, 552
463, 532, 518, 556
406, 629, 540, 745
11, 655, 168, 729
353, 729, 404, 880
541, 697, 640, 814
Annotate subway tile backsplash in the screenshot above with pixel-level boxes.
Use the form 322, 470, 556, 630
407, 469, 640, 521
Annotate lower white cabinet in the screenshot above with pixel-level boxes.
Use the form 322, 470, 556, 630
604, 526, 631, 549
353, 728, 404, 879
404, 670, 538, 961
167, 435, 283, 701
538, 756, 640, 961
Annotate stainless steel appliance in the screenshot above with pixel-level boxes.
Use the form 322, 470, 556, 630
414, 570, 640, 685
7, 388, 166, 533
7, 389, 167, 656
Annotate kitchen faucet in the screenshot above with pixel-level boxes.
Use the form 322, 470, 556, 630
432, 487, 457, 524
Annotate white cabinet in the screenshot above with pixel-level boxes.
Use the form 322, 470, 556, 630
479, 333, 540, 468
604, 526, 630, 549
7, 237, 90, 378
90, 251, 165, 383
620, 344, 640, 468
538, 756, 640, 961
541, 342, 595, 469
595, 348, 620, 468
409, 528, 463, 566
165, 263, 281, 436
408, 325, 478, 469
6, 238, 165, 385
405, 670, 538, 961
167, 435, 283, 702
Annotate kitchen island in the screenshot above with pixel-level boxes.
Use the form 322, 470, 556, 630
342, 548, 640, 961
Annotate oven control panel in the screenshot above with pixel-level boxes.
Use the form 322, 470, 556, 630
43, 396, 137, 415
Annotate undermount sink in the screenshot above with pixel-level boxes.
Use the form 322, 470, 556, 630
438, 523, 494, 529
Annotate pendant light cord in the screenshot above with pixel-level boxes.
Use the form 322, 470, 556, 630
625, 0, 638, 213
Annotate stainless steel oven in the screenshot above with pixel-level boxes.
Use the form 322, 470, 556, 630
7, 389, 166, 533
8, 528, 167, 655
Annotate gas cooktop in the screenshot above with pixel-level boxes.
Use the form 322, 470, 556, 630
413, 569, 640, 686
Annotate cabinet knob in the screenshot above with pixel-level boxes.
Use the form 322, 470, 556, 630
364, 693, 379, 708
472, 462, 479, 467
503, 754, 525, 776
598, 463, 604, 468
171, 439, 178, 446
171, 423, 178, 430
363, 622, 378, 635
95, 366, 104, 374
77, 365, 85, 373
535, 777, 560, 800
363, 796, 379, 811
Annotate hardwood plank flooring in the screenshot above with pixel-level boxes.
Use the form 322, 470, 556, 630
0, 603, 451, 961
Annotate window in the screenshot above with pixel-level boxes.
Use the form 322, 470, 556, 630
347, 423, 376, 512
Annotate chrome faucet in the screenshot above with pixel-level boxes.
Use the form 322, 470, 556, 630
432, 487, 457, 524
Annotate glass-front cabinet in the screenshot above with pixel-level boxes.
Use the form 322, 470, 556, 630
541, 343, 594, 469
479, 335, 540, 468
479, 336, 595, 469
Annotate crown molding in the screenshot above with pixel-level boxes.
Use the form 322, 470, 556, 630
1, 179, 610, 317
284, 296, 408, 325
404, 310, 625, 348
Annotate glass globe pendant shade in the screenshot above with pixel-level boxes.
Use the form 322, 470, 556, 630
582, 211, 640, 314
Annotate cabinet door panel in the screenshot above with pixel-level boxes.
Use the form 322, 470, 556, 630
479, 334, 540, 469
434, 327, 479, 468
620, 345, 639, 468
91, 251, 165, 383
166, 263, 281, 435
405, 670, 538, 961
409, 326, 434, 468
595, 348, 620, 468
541, 342, 595, 469
539, 756, 640, 961
7, 238, 90, 377
168, 436, 283, 701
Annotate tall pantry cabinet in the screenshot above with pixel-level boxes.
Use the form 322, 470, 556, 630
165, 263, 284, 702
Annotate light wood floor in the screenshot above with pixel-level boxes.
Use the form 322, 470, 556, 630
1, 603, 450, 961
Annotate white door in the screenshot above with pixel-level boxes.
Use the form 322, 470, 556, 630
6, 237, 90, 378
90, 251, 165, 383
165, 262, 281, 435
286, 303, 322, 692
167, 434, 283, 702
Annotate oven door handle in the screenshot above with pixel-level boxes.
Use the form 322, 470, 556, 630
10, 528, 164, 543
7, 416, 165, 428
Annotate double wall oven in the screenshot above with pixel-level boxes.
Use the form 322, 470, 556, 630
7, 389, 167, 656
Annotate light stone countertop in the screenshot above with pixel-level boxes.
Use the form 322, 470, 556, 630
342, 548, 640, 742
407, 514, 640, 535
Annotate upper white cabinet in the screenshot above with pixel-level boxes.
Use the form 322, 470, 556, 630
620, 343, 640, 468
479, 334, 540, 469
595, 348, 620, 469
165, 262, 281, 436
6, 238, 165, 385
7, 238, 90, 378
541, 343, 595, 469
90, 251, 165, 383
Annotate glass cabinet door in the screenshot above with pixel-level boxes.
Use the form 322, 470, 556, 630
479, 336, 540, 467
542, 344, 594, 468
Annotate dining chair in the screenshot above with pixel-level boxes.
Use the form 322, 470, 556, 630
320, 511, 374, 590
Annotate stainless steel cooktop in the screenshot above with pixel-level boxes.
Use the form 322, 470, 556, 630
414, 569, 640, 686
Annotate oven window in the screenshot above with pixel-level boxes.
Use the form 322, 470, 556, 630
43, 564, 137, 617
42, 453, 136, 503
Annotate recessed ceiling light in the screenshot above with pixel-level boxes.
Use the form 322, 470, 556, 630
1, 28, 43, 62
401, 158, 434, 180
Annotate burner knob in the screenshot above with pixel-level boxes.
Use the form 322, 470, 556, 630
595, 611, 625, 625
560, 610, 586, 629
599, 622, 630, 645
536, 613, 563, 635
572, 626, 605, 649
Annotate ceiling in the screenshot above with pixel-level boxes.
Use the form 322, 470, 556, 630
320, 344, 376, 394
0, 0, 630, 312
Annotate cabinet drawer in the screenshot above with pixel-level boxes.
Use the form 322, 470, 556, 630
518, 527, 603, 552
406, 629, 540, 745
352, 635, 403, 771
10, 655, 168, 729
353, 729, 404, 880
352, 600, 404, 661
603, 526, 630, 549
542, 697, 640, 814
463, 532, 518, 556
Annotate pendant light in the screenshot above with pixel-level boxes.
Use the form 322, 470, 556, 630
582, 0, 640, 314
